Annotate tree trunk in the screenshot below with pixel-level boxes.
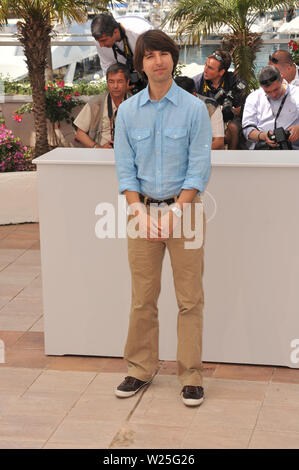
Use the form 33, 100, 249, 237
17, 18, 52, 156
45, 43, 54, 82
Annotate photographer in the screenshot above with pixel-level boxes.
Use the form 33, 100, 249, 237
193, 50, 246, 149
242, 66, 299, 150
74, 64, 130, 149
268, 50, 299, 87
91, 13, 153, 94
175, 76, 224, 149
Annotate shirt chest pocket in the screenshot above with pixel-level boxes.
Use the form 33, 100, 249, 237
130, 128, 151, 154
164, 127, 188, 154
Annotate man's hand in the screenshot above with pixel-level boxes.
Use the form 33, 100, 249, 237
128, 202, 159, 240
157, 206, 181, 239
287, 125, 299, 143
265, 131, 278, 148
102, 140, 114, 148
232, 106, 241, 116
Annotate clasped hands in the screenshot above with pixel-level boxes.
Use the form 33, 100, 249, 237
128, 202, 181, 241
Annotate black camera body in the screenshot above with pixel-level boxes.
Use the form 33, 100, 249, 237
267, 127, 292, 150
130, 72, 147, 95
213, 79, 246, 122
214, 89, 234, 122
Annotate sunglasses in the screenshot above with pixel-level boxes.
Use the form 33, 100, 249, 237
269, 54, 279, 64
259, 75, 278, 87
212, 52, 224, 63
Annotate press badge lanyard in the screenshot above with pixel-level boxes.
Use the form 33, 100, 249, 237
107, 93, 127, 141
112, 27, 134, 73
267, 92, 288, 129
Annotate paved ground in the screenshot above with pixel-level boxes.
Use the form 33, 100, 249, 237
0, 223, 299, 449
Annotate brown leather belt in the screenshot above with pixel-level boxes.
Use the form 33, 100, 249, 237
139, 194, 176, 206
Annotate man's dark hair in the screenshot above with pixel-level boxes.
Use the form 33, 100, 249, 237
134, 29, 179, 75
174, 76, 196, 94
208, 50, 231, 71
106, 63, 130, 82
91, 13, 120, 39
258, 65, 282, 86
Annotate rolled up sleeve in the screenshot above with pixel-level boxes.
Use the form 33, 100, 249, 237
182, 102, 212, 193
114, 106, 141, 194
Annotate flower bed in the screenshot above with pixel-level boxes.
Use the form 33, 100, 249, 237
0, 123, 37, 224
0, 124, 34, 172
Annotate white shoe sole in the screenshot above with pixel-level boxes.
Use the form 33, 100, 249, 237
181, 396, 204, 407
115, 380, 151, 398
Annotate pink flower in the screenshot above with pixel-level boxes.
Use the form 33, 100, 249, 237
57, 101, 62, 107
56, 80, 65, 88
74, 91, 80, 96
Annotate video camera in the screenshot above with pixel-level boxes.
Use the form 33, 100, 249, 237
267, 127, 292, 150
214, 79, 246, 122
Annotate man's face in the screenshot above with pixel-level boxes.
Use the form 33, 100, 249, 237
107, 71, 129, 99
142, 49, 174, 84
262, 80, 284, 100
268, 59, 293, 83
97, 28, 119, 48
204, 57, 224, 82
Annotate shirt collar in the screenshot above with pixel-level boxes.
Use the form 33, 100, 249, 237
139, 80, 179, 107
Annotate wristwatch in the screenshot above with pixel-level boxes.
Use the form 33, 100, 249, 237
170, 205, 183, 218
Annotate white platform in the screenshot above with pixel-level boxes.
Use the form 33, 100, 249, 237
35, 148, 299, 368
0, 171, 38, 225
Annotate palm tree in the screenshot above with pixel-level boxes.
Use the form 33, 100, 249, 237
0, 1, 109, 156
165, 0, 297, 92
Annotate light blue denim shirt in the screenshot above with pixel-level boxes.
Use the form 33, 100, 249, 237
114, 80, 212, 199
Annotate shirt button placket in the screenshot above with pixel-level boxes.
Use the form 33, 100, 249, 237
156, 104, 162, 196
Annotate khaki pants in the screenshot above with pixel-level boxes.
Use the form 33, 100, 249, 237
125, 197, 205, 386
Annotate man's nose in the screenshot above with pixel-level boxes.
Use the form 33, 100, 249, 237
154, 54, 163, 64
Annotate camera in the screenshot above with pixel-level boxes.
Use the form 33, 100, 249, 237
267, 127, 292, 150
130, 72, 147, 95
214, 79, 246, 122
214, 89, 234, 122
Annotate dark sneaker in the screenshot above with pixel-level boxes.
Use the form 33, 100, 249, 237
115, 376, 151, 398
181, 386, 204, 407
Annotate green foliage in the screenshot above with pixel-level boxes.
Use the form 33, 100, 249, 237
72, 78, 108, 95
13, 81, 83, 125
173, 63, 186, 78
2, 75, 107, 97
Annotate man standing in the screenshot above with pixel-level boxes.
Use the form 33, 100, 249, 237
193, 50, 245, 149
74, 64, 130, 149
114, 30, 212, 407
91, 13, 153, 93
269, 50, 299, 87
